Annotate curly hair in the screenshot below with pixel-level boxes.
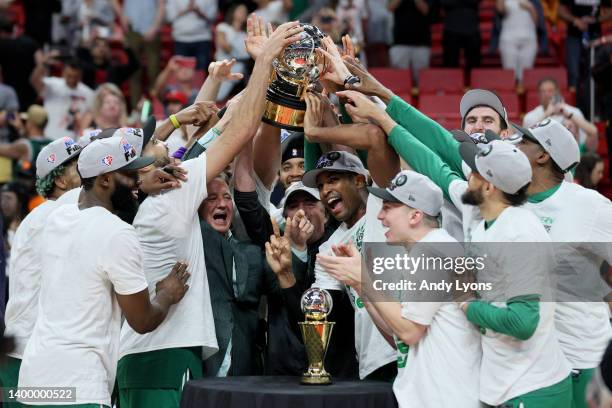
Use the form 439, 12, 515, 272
35, 164, 66, 198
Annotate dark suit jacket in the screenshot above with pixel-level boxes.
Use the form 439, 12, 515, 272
201, 221, 279, 376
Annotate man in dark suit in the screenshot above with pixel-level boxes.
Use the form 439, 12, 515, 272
199, 175, 280, 376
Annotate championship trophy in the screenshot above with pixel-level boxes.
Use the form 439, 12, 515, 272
299, 288, 335, 385
262, 23, 326, 131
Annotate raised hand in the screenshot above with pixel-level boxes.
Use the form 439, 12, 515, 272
343, 57, 394, 101
317, 242, 363, 291
317, 36, 352, 86
341, 34, 356, 59
286, 209, 315, 251
245, 14, 271, 60
155, 261, 190, 305
336, 89, 384, 123
265, 218, 297, 288
260, 20, 304, 61
138, 164, 188, 194
175, 101, 219, 127
208, 59, 244, 82
304, 92, 325, 137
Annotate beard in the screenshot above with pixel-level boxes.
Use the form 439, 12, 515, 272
111, 181, 139, 224
461, 187, 484, 206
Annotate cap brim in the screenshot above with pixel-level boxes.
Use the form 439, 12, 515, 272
94, 128, 118, 141
119, 156, 155, 172
484, 129, 502, 143
302, 168, 366, 188
143, 116, 156, 147
367, 186, 401, 203
459, 142, 479, 173
451, 129, 474, 144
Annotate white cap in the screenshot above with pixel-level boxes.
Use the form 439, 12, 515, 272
459, 140, 532, 194
36, 136, 82, 178
512, 119, 580, 172
280, 181, 321, 210
302, 151, 368, 188
460, 89, 509, 128
368, 170, 444, 216
77, 136, 155, 178
78, 128, 103, 148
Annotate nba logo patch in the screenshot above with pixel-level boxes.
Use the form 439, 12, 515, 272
47, 153, 56, 164
101, 155, 113, 166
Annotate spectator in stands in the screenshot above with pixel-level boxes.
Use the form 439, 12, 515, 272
80, 83, 128, 132
440, 0, 481, 70
166, 0, 218, 71
563, 113, 598, 153
388, 0, 435, 84
336, 0, 367, 55
22, 0, 61, 47
312, 8, 342, 43
151, 55, 199, 105
215, 4, 250, 101
1, 181, 30, 274
592, 33, 612, 179
78, 0, 115, 45
0, 105, 51, 184
0, 15, 39, 110
558, 0, 611, 94
365, 0, 393, 67
30, 53, 94, 140
575, 152, 604, 189
113, 0, 165, 108
254, 0, 292, 24
76, 33, 140, 90
523, 77, 597, 150
0, 67, 19, 143
497, 0, 538, 83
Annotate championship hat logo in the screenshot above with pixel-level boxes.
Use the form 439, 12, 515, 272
101, 155, 113, 166
120, 137, 136, 161
47, 153, 56, 164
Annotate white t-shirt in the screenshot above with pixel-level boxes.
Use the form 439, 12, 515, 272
42, 77, 94, 140
120, 154, 219, 359
394, 228, 481, 408
500, 0, 537, 41
18, 204, 148, 406
447, 179, 483, 242
314, 194, 397, 379
523, 106, 586, 145
524, 181, 612, 369
215, 22, 249, 62
469, 206, 571, 406
4, 199, 60, 358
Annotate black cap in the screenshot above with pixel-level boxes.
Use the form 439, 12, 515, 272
281, 134, 304, 163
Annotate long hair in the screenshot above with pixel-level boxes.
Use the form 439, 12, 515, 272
92, 83, 128, 126
575, 152, 603, 189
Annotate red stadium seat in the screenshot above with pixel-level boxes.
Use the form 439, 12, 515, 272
418, 68, 464, 95
396, 93, 413, 105
419, 94, 463, 117
495, 91, 521, 117
437, 116, 463, 130
368, 68, 413, 95
523, 68, 568, 91
470, 68, 516, 92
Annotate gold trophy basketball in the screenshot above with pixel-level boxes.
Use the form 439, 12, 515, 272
299, 288, 335, 385
262, 23, 326, 131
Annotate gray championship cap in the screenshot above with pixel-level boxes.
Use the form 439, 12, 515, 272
36, 136, 82, 178
459, 139, 532, 194
302, 151, 368, 188
77, 136, 155, 178
511, 118, 580, 172
368, 170, 444, 216
280, 181, 321, 210
460, 89, 509, 128
92, 116, 157, 156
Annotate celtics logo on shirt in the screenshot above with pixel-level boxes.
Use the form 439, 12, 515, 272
394, 336, 409, 369
539, 216, 554, 232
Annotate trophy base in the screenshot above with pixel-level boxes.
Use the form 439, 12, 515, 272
301, 372, 332, 385
262, 101, 305, 132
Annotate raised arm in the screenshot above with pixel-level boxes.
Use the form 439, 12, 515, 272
204, 19, 304, 183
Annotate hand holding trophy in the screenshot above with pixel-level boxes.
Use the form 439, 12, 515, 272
299, 288, 335, 384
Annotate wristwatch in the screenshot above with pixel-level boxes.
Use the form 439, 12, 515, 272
344, 74, 361, 87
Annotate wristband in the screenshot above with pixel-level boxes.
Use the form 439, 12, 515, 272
344, 74, 361, 87
171, 146, 187, 160
169, 114, 181, 129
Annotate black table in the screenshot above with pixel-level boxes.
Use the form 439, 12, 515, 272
180, 376, 398, 408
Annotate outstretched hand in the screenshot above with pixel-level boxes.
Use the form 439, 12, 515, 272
208, 59, 244, 82
336, 90, 384, 123
265, 217, 297, 288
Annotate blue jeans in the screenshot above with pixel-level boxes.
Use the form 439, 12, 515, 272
174, 40, 212, 70
566, 35, 583, 87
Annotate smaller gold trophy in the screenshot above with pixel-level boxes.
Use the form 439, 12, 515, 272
299, 288, 335, 385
